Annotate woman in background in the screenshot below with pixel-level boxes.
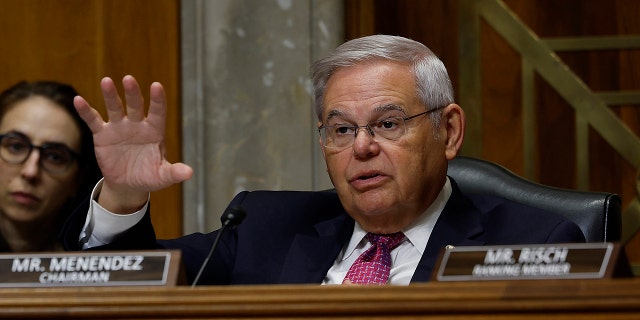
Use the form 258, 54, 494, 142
0, 81, 101, 251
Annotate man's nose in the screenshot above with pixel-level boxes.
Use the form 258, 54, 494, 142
352, 126, 380, 158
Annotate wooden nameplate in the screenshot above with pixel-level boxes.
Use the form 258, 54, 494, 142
432, 242, 630, 281
0, 250, 184, 287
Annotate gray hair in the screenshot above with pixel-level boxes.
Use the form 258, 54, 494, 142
311, 35, 454, 128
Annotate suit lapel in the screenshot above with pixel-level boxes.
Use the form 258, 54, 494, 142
411, 180, 485, 282
278, 212, 354, 284
275, 179, 486, 284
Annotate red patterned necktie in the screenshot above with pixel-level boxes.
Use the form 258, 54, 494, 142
343, 232, 406, 285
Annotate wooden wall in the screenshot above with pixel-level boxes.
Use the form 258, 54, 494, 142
0, 0, 183, 239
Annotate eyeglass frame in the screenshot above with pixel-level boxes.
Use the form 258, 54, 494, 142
0, 132, 80, 175
318, 106, 445, 150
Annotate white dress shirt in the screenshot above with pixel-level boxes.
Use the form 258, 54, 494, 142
79, 179, 148, 249
80, 178, 453, 285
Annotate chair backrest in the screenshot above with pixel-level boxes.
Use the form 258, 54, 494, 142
447, 156, 621, 242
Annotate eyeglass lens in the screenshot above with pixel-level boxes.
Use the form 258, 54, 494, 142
320, 117, 407, 149
0, 133, 76, 174
319, 108, 442, 149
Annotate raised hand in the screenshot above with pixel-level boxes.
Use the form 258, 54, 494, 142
73, 75, 193, 214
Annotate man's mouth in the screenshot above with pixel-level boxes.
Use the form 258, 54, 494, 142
356, 173, 380, 180
349, 172, 386, 188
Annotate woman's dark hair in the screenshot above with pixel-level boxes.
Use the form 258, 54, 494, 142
0, 81, 102, 225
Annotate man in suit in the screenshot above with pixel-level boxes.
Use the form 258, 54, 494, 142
62, 35, 585, 285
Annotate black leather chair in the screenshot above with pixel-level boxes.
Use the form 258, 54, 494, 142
447, 156, 621, 242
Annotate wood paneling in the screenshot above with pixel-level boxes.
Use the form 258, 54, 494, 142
345, 0, 460, 96
0, 0, 182, 238
0, 279, 639, 318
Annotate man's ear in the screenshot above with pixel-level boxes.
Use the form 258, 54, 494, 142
317, 121, 329, 170
441, 103, 465, 160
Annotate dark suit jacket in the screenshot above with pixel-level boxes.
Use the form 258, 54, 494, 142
61, 178, 586, 285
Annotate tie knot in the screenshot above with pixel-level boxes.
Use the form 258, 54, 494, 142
366, 232, 406, 250
343, 232, 407, 285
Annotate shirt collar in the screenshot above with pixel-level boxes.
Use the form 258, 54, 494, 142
341, 177, 453, 260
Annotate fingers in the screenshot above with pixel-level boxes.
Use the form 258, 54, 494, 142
99, 75, 160, 124
100, 77, 125, 122
122, 75, 145, 122
146, 82, 168, 134
73, 96, 106, 134
171, 163, 194, 183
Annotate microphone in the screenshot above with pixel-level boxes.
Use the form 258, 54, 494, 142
191, 206, 246, 287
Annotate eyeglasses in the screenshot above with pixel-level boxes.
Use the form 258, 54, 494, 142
318, 107, 444, 150
0, 132, 79, 174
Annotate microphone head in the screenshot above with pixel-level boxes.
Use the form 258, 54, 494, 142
221, 206, 246, 227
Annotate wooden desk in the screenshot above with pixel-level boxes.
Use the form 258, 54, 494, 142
1, 278, 639, 319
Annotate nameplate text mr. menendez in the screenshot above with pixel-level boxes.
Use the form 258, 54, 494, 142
0, 250, 182, 287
